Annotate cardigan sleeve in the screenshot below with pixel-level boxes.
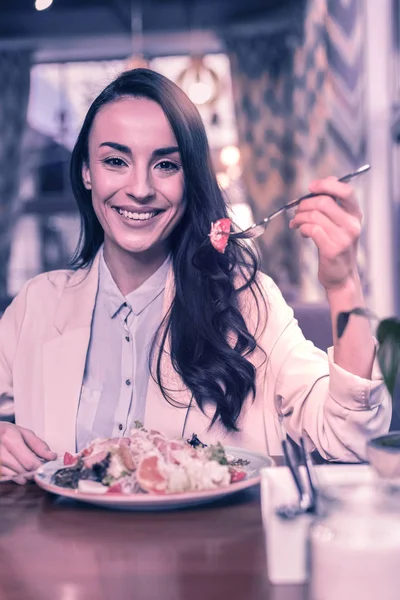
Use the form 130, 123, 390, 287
256, 274, 391, 462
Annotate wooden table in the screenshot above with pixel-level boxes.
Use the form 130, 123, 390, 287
0, 479, 307, 600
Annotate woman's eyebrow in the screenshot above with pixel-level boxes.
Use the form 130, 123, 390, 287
151, 146, 180, 158
99, 141, 131, 155
98, 143, 180, 160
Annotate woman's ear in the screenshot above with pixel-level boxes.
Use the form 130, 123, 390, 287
82, 164, 92, 190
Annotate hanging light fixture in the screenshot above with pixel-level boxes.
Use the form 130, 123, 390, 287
35, 0, 53, 10
125, 0, 149, 71
176, 55, 221, 107
175, 3, 221, 118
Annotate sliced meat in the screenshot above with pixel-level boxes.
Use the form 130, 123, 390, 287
118, 444, 136, 472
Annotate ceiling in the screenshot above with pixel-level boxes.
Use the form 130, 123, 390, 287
0, 0, 303, 62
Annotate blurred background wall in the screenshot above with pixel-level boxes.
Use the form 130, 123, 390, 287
0, 0, 399, 342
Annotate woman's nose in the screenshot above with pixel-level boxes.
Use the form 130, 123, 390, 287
125, 169, 155, 201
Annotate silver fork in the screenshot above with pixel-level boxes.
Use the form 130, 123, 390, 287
230, 164, 371, 240
276, 436, 318, 520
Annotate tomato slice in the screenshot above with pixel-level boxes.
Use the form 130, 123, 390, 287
63, 452, 77, 466
209, 218, 231, 253
107, 482, 123, 494
137, 455, 167, 494
230, 468, 246, 484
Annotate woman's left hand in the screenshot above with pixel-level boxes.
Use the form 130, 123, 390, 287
289, 177, 363, 291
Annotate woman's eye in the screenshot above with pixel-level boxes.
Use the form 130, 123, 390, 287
103, 157, 127, 167
155, 160, 180, 172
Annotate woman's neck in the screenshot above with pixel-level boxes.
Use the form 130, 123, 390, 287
103, 243, 169, 296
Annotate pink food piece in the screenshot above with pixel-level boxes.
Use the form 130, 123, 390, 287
83, 449, 108, 468
107, 482, 123, 494
151, 435, 169, 457
229, 467, 247, 484
166, 439, 187, 464
209, 218, 231, 253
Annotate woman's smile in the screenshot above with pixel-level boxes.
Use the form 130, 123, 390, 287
111, 205, 165, 225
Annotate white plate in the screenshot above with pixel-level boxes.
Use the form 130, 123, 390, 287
34, 446, 274, 510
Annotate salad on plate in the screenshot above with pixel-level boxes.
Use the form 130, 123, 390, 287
51, 423, 251, 496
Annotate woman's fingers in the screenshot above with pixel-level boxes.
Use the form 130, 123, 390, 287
0, 424, 56, 486
308, 178, 362, 218
0, 465, 27, 485
290, 208, 353, 247
294, 222, 337, 251
0, 444, 28, 473
290, 175, 363, 291
295, 194, 362, 234
1, 426, 45, 472
0, 464, 17, 479
19, 427, 57, 461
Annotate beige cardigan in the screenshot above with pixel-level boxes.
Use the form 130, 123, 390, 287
0, 253, 391, 460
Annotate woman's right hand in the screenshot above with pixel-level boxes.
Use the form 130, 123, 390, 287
0, 423, 57, 484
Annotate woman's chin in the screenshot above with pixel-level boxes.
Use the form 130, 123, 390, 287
107, 232, 168, 257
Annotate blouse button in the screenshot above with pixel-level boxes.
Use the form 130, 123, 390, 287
125, 336, 130, 342
125, 379, 131, 386
118, 424, 123, 431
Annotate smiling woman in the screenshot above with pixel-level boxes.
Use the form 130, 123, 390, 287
0, 68, 392, 483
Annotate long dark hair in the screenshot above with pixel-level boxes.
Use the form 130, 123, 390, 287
70, 68, 266, 432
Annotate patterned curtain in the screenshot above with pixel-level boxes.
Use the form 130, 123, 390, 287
325, 0, 368, 293
292, 0, 335, 300
0, 51, 31, 298
299, 0, 367, 299
326, 0, 365, 171
225, 0, 366, 300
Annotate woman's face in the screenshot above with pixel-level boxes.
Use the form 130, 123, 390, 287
82, 96, 186, 258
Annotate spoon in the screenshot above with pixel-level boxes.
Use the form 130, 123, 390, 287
230, 164, 371, 240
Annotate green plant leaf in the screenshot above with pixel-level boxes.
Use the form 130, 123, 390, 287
376, 318, 400, 399
336, 307, 376, 339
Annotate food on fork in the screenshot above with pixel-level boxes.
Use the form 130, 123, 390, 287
208, 218, 231, 253
51, 423, 249, 495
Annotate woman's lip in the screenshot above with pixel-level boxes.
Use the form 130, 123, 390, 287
112, 206, 164, 213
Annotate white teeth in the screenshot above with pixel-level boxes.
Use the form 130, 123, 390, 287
116, 208, 158, 221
